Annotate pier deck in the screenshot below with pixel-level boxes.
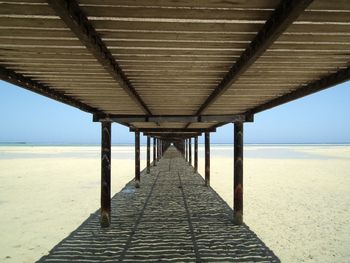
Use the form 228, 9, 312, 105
39, 147, 279, 262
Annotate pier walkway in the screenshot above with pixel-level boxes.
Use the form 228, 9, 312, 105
38, 147, 279, 262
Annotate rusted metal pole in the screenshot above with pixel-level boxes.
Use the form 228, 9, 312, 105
156, 138, 159, 163
101, 121, 111, 227
157, 139, 160, 161
234, 122, 244, 224
146, 136, 150, 174
153, 137, 156, 166
194, 136, 198, 172
135, 131, 140, 188
187, 139, 189, 162
189, 138, 192, 165
205, 132, 210, 187
183, 140, 185, 156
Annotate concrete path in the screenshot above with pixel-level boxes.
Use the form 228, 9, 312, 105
38, 146, 279, 262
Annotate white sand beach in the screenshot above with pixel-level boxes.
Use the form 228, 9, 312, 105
0, 145, 349, 262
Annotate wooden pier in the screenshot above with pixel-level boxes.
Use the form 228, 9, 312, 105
2, 1, 349, 262
38, 147, 279, 262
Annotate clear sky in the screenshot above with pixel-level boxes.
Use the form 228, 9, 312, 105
0, 80, 349, 144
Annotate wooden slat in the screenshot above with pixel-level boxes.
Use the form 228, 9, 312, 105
47, 0, 152, 115
0, 65, 101, 113
0, 0, 349, 129
79, 0, 280, 9
246, 66, 350, 114
81, 6, 271, 21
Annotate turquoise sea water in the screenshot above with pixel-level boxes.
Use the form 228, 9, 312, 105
1, 144, 349, 160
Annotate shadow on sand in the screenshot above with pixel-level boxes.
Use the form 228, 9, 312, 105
38, 147, 279, 262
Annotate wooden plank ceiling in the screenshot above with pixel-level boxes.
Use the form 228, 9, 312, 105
0, 0, 349, 138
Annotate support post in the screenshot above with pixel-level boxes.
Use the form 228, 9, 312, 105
101, 121, 111, 227
205, 132, 210, 187
135, 131, 140, 188
234, 122, 244, 224
194, 136, 198, 172
183, 140, 185, 157
153, 137, 157, 166
186, 139, 188, 162
146, 136, 150, 174
157, 139, 160, 161
189, 138, 192, 165
160, 140, 163, 157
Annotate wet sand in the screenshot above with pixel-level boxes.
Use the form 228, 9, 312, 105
0, 145, 349, 262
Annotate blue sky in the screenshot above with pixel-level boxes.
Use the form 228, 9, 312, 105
0, 80, 349, 144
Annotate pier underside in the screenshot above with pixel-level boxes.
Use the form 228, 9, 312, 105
39, 147, 278, 262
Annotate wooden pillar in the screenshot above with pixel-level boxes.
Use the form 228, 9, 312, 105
189, 138, 192, 165
205, 132, 210, 187
146, 136, 150, 174
101, 121, 111, 228
194, 136, 198, 172
153, 137, 157, 166
234, 122, 244, 224
135, 131, 140, 188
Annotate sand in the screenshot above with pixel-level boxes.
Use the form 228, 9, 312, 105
0, 145, 349, 262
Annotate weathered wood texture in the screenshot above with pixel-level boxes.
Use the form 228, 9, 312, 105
38, 147, 279, 262
47, 0, 152, 115
192, 0, 313, 116
100, 121, 111, 227
234, 123, 244, 225
0, 66, 100, 114
1, 0, 349, 129
205, 132, 210, 187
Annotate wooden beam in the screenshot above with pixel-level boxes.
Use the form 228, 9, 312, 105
205, 132, 210, 187
47, 0, 152, 115
247, 67, 350, 115
185, 0, 313, 127
93, 114, 251, 123
0, 66, 99, 114
144, 133, 201, 139
101, 121, 111, 228
234, 122, 244, 225
135, 131, 140, 188
146, 136, 150, 174
194, 136, 198, 173
131, 128, 215, 133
